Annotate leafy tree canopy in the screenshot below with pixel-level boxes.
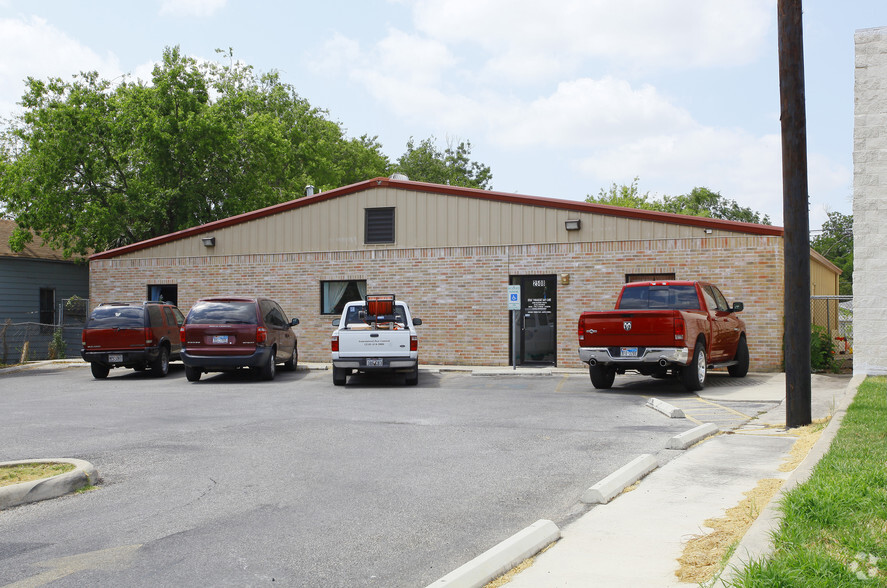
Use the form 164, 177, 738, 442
811, 211, 853, 295
587, 178, 771, 225
394, 136, 492, 190
0, 47, 401, 256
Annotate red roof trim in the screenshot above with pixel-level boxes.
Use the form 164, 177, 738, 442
89, 177, 784, 260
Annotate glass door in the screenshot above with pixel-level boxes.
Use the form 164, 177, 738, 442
510, 275, 557, 365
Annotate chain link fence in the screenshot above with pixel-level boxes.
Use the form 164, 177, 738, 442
0, 297, 89, 364
811, 295, 853, 355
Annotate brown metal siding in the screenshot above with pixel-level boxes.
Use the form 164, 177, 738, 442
111, 186, 753, 260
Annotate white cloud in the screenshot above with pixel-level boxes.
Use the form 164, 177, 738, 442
489, 77, 696, 148
158, 0, 226, 18
0, 16, 121, 109
411, 0, 772, 81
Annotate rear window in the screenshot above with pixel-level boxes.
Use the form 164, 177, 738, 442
343, 304, 407, 328
86, 307, 145, 329
187, 301, 258, 325
618, 285, 700, 310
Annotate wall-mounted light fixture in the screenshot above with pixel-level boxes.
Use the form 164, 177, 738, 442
560, 273, 571, 285
703, 228, 713, 234
201, 236, 216, 247
565, 219, 581, 231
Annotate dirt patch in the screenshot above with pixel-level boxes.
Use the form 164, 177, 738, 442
674, 419, 828, 584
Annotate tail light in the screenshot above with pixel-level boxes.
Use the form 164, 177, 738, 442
331, 335, 339, 352
179, 326, 187, 348
410, 335, 418, 352
144, 327, 154, 345
256, 327, 268, 344
674, 316, 685, 341
577, 319, 585, 344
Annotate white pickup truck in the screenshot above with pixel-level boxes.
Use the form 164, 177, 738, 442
330, 295, 422, 386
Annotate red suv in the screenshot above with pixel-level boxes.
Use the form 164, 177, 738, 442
180, 297, 299, 382
81, 302, 185, 379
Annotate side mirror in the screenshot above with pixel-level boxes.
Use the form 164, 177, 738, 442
332, 318, 340, 327
412, 318, 423, 326
732, 302, 744, 313
290, 318, 300, 327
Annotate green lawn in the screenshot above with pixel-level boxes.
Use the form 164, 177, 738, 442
729, 376, 887, 587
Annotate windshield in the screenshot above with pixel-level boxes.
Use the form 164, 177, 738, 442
86, 307, 144, 329
187, 301, 257, 325
618, 285, 700, 310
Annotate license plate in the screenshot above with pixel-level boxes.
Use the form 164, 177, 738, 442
108, 354, 123, 363
620, 347, 638, 357
212, 335, 229, 344
366, 358, 383, 367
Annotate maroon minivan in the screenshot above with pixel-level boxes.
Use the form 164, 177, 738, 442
180, 297, 299, 382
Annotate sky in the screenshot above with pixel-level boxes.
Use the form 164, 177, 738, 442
1, 1, 884, 230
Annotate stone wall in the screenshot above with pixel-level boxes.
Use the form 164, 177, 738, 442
854, 27, 887, 375
90, 235, 785, 371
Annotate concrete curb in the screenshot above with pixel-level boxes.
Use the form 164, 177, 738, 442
0, 458, 99, 510
580, 454, 658, 504
666, 422, 719, 450
717, 373, 866, 585
425, 519, 560, 588
646, 397, 685, 418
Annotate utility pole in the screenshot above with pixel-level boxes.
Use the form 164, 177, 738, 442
778, 0, 812, 427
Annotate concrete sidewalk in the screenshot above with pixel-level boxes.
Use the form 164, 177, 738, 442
498, 372, 859, 588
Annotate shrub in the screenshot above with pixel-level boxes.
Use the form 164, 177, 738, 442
48, 328, 67, 360
810, 325, 840, 373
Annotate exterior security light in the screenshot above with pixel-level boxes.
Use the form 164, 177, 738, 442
201, 236, 216, 247
703, 228, 713, 234
565, 219, 581, 231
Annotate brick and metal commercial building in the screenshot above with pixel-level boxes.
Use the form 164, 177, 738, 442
88, 177, 818, 372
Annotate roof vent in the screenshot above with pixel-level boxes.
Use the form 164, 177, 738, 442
389, 173, 409, 181
305, 185, 315, 197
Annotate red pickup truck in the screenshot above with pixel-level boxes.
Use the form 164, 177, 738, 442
577, 281, 749, 391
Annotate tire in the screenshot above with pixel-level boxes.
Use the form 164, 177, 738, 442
283, 347, 297, 372
260, 348, 276, 381
681, 340, 707, 392
332, 366, 347, 386
151, 346, 170, 378
405, 365, 419, 386
185, 365, 202, 382
589, 364, 616, 389
728, 336, 749, 377
90, 363, 110, 379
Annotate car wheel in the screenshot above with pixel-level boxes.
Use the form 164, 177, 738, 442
332, 367, 347, 386
283, 348, 297, 372
405, 365, 419, 386
681, 339, 707, 392
151, 346, 170, 377
728, 336, 750, 378
589, 364, 616, 389
260, 349, 276, 381
185, 365, 202, 382
90, 363, 110, 379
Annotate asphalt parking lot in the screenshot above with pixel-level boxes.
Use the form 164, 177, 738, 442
0, 363, 777, 587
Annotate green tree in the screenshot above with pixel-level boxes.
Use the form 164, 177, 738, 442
395, 136, 492, 189
587, 180, 771, 225
811, 211, 853, 295
0, 46, 392, 256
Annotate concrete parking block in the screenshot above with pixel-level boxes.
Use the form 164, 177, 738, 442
666, 423, 719, 450
426, 519, 560, 588
581, 454, 658, 504
646, 398, 685, 418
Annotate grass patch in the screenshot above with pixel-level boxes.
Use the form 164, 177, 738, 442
728, 376, 887, 586
0, 462, 76, 487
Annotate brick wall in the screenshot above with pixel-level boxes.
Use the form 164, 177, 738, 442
854, 27, 887, 375
90, 235, 785, 371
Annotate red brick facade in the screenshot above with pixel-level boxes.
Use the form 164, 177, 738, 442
90, 234, 785, 371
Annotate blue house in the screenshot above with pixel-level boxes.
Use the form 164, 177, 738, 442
0, 220, 89, 362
